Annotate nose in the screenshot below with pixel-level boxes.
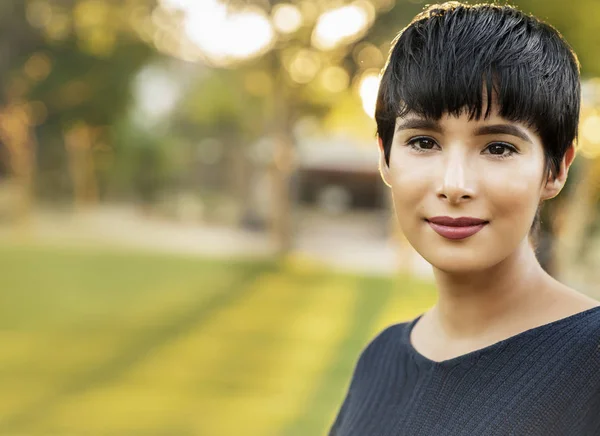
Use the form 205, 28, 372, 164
436, 149, 476, 204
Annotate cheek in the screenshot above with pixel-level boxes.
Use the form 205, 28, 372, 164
388, 148, 544, 218
482, 163, 543, 225
387, 156, 433, 212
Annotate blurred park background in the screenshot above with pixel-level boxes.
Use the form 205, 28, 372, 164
2, 0, 600, 434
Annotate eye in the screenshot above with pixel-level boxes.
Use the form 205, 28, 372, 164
406, 136, 439, 153
484, 142, 518, 159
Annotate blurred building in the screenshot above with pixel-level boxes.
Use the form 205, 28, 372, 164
296, 134, 386, 213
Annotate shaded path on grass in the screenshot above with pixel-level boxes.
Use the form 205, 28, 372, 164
189, 268, 360, 435
278, 274, 438, 435
0, 261, 275, 433
278, 275, 395, 436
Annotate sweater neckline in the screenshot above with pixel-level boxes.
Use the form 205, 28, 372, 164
403, 304, 600, 369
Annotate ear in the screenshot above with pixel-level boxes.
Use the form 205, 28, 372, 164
540, 144, 576, 201
378, 136, 392, 188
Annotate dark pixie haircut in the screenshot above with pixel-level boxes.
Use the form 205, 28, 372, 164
375, 1, 581, 241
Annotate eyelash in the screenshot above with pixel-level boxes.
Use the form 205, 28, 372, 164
405, 136, 519, 160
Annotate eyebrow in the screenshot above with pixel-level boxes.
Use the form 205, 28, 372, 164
396, 118, 443, 134
474, 124, 532, 144
396, 118, 533, 144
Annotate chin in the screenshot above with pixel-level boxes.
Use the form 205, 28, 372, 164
419, 246, 503, 274
404, 219, 505, 274
427, 256, 495, 274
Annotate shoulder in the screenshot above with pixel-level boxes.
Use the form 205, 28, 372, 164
562, 308, 600, 396
569, 305, 600, 342
557, 306, 600, 372
364, 322, 406, 354
543, 296, 600, 345
579, 309, 600, 350
352, 322, 408, 374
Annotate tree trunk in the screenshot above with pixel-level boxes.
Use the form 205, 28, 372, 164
64, 122, 99, 211
269, 63, 295, 255
270, 129, 294, 254
227, 138, 254, 227
0, 102, 36, 228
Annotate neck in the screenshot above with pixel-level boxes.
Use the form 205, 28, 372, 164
430, 237, 557, 339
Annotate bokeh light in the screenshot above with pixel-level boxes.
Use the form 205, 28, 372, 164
160, 0, 275, 66
272, 3, 303, 34
312, 1, 375, 51
319, 66, 350, 93
23, 52, 52, 82
353, 42, 384, 69
581, 112, 600, 158
286, 49, 321, 84
25, 0, 53, 28
358, 71, 381, 119
133, 65, 181, 126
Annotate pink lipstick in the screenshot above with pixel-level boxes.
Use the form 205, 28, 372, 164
426, 216, 488, 240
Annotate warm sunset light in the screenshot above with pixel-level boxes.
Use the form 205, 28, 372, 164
312, 1, 375, 51
287, 48, 321, 84
580, 112, 600, 158
272, 3, 303, 34
319, 66, 350, 93
159, 0, 274, 65
359, 71, 381, 119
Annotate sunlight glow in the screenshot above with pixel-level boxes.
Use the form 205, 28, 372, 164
582, 115, 600, 145
287, 49, 321, 84
312, 1, 375, 51
133, 65, 181, 127
359, 72, 381, 119
272, 4, 303, 34
319, 66, 350, 93
580, 113, 600, 158
159, 0, 274, 66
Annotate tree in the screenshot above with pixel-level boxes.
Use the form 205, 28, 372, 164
167, 0, 425, 254
0, 0, 157, 221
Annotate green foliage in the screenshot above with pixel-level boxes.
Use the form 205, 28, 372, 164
4, 0, 600, 206
1, 0, 157, 200
179, 69, 249, 134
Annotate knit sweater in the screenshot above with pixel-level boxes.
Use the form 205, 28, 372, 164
329, 306, 600, 436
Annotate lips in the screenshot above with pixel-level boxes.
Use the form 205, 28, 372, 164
425, 216, 489, 240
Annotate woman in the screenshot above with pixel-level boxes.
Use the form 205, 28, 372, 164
329, 3, 600, 435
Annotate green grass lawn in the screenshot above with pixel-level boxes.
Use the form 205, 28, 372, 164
0, 243, 436, 436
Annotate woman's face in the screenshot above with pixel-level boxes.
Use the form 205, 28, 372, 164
379, 109, 570, 273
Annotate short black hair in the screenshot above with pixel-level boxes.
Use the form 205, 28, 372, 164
375, 2, 581, 242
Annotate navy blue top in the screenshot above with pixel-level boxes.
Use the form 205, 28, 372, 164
329, 306, 600, 435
